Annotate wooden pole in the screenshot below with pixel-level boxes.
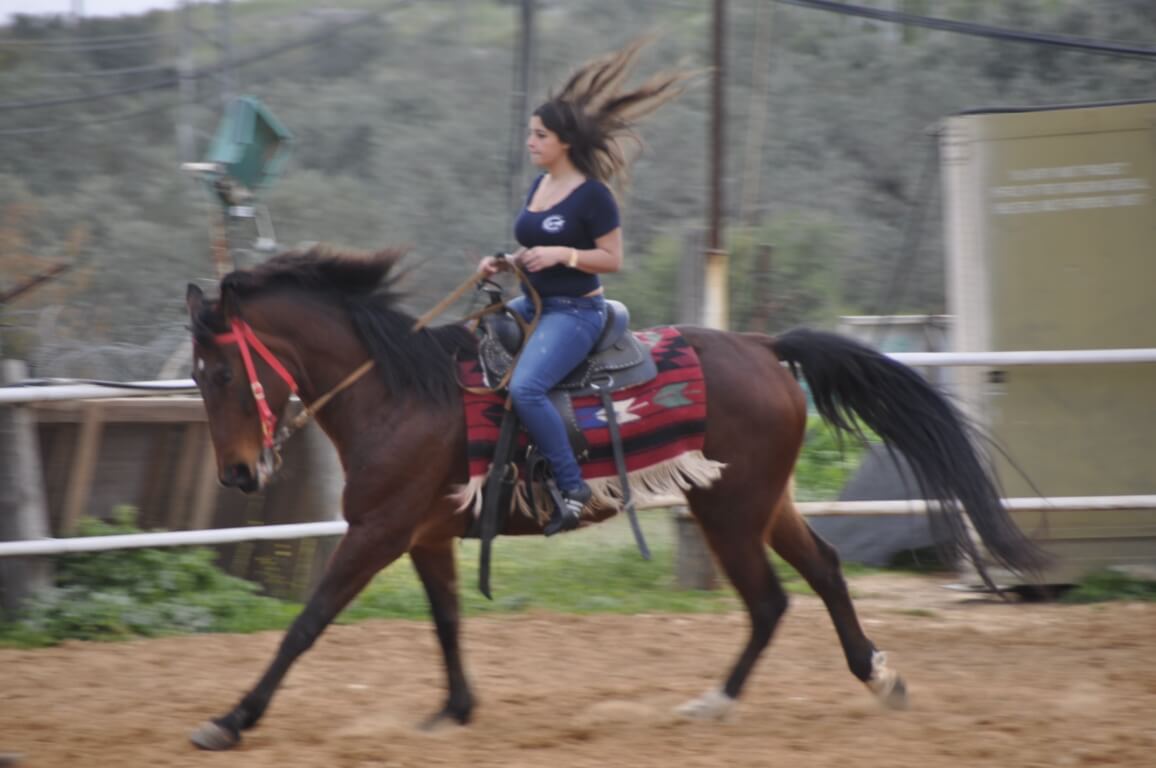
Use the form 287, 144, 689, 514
60, 403, 104, 535
506, 0, 535, 226
674, 0, 729, 591
703, 0, 730, 332
0, 360, 53, 616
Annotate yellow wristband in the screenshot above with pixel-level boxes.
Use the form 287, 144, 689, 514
568, 248, 579, 268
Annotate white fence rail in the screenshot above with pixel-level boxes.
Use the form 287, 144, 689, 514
3, 347, 1156, 405
0, 379, 196, 404
2, 346, 1154, 558
3, 496, 1156, 558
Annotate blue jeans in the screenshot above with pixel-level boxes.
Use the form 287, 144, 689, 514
507, 294, 607, 493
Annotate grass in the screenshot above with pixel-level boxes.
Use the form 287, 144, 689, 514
342, 510, 889, 626
343, 510, 744, 623
1060, 569, 1156, 604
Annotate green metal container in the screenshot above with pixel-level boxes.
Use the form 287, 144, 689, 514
204, 96, 293, 193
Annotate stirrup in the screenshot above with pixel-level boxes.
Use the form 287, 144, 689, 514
544, 482, 591, 537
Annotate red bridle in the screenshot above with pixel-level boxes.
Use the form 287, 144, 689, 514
213, 319, 299, 449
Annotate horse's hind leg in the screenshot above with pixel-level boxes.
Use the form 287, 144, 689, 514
410, 539, 474, 728
768, 492, 908, 709
190, 520, 411, 750
676, 493, 789, 721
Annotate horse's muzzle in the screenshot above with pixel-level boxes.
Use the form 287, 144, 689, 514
220, 463, 260, 494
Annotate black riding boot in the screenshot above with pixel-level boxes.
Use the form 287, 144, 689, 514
544, 480, 592, 537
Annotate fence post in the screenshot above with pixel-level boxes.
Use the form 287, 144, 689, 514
245, 421, 343, 600
0, 360, 53, 616
671, 231, 720, 590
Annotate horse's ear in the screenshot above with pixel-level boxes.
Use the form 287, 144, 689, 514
219, 284, 239, 319
186, 283, 204, 316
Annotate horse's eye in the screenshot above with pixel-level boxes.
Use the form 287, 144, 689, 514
212, 367, 234, 386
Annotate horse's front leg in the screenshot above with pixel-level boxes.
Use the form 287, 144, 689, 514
410, 538, 474, 728
190, 518, 411, 750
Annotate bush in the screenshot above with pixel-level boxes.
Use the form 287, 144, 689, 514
793, 415, 867, 502
0, 507, 295, 647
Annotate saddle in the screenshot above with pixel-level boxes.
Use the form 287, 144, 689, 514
477, 299, 658, 398
468, 295, 655, 598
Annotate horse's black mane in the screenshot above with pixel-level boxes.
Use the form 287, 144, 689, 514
194, 245, 476, 406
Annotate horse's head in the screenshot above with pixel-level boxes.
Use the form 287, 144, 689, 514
186, 245, 476, 494
186, 282, 294, 493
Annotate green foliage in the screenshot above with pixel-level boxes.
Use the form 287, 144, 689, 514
347, 509, 864, 623
727, 213, 850, 332
5, 0, 1156, 368
794, 415, 868, 503
606, 232, 684, 328
0, 507, 295, 647
1060, 569, 1156, 604
346, 512, 739, 622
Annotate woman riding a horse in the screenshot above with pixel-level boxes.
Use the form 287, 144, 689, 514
183, 41, 1042, 753
477, 38, 690, 535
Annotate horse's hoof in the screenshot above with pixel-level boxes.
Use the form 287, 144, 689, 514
419, 706, 470, 731
189, 720, 241, 751
675, 688, 736, 721
880, 675, 909, 710
866, 651, 909, 710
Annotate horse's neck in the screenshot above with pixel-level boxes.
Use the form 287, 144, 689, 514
259, 300, 380, 419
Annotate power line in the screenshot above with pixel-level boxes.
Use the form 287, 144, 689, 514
0, 34, 170, 51
0, 48, 295, 138
0, 99, 183, 136
0, 77, 181, 111
0, 12, 377, 113
774, 0, 1156, 60
33, 63, 176, 79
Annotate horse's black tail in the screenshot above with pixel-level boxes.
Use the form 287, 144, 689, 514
769, 327, 1045, 583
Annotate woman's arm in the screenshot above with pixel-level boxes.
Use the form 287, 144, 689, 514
518, 228, 623, 274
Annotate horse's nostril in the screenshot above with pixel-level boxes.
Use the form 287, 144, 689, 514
221, 463, 255, 490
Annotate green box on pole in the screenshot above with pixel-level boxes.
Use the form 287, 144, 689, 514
204, 96, 292, 193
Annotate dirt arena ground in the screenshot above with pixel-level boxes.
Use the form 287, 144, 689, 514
2, 572, 1154, 768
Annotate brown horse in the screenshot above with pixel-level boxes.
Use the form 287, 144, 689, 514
184, 246, 1040, 750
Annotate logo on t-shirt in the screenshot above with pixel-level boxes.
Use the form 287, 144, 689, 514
542, 215, 566, 234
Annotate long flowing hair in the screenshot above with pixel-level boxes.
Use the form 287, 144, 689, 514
534, 37, 695, 186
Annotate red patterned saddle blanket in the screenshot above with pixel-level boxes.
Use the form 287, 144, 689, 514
457, 326, 724, 513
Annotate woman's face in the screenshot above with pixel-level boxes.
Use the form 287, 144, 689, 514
527, 115, 569, 168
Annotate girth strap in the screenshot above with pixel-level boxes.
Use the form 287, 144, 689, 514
475, 405, 521, 600
596, 385, 650, 561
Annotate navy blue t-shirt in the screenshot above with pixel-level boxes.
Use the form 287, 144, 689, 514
513, 175, 620, 298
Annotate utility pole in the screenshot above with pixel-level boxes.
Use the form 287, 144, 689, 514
177, 1, 197, 164
506, 0, 535, 226
676, 0, 729, 593
739, 0, 774, 226
176, 0, 238, 162
216, 0, 235, 106
703, 0, 728, 331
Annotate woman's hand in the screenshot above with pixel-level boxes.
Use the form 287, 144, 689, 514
477, 253, 511, 277
518, 246, 569, 272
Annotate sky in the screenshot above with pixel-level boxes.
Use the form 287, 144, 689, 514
1, 1, 187, 25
